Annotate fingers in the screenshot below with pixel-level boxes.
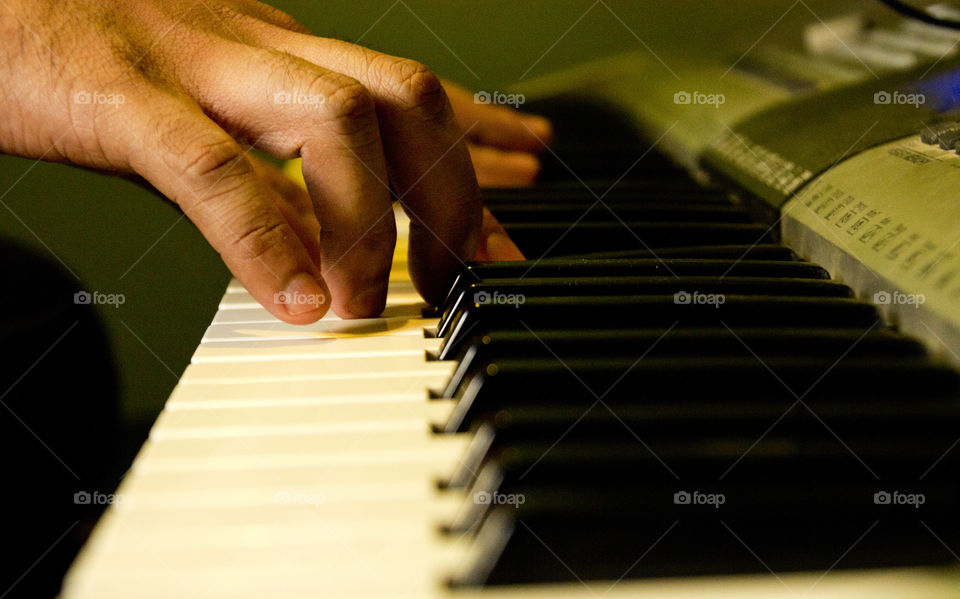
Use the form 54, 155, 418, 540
174, 44, 396, 318
468, 144, 541, 188
248, 156, 324, 266
125, 92, 330, 324
263, 36, 483, 304
441, 79, 554, 153
475, 207, 525, 262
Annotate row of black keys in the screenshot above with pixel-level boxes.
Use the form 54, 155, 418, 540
432, 166, 960, 587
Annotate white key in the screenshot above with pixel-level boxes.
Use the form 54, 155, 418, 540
219, 288, 424, 310
120, 460, 455, 494
154, 401, 455, 436
203, 314, 434, 340
98, 483, 463, 518
137, 431, 471, 466
193, 335, 438, 362
179, 354, 453, 384
168, 374, 449, 406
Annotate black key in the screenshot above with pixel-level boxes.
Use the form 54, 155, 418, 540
439, 328, 928, 395
538, 149, 681, 182
539, 155, 685, 181
482, 188, 730, 204
487, 202, 752, 225
443, 402, 956, 489
441, 356, 959, 432
438, 277, 852, 337
445, 259, 829, 307
470, 402, 960, 465
455, 508, 960, 585
465, 435, 960, 511
486, 177, 711, 190
567, 244, 797, 261
442, 258, 833, 317
438, 296, 880, 359
503, 222, 773, 256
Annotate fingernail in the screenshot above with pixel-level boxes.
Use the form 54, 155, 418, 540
279, 273, 328, 316
348, 281, 388, 317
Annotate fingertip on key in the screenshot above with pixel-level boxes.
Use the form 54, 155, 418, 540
281, 273, 330, 318
345, 280, 389, 318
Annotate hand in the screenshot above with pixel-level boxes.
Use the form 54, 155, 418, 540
0, 0, 528, 324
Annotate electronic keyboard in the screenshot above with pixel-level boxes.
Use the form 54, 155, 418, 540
61, 4, 960, 597
59, 153, 960, 598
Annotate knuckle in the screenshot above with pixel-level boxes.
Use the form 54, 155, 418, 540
318, 77, 379, 139
155, 115, 255, 209
322, 77, 376, 121
181, 135, 251, 182
191, 175, 254, 213
379, 58, 448, 119
232, 218, 292, 263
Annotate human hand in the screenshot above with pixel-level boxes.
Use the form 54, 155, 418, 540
0, 0, 532, 323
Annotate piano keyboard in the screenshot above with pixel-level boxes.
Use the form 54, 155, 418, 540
61, 146, 960, 598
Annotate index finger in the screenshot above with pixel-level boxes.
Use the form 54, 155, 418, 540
270, 36, 484, 304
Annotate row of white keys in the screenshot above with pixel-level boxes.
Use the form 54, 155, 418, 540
61, 250, 485, 598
